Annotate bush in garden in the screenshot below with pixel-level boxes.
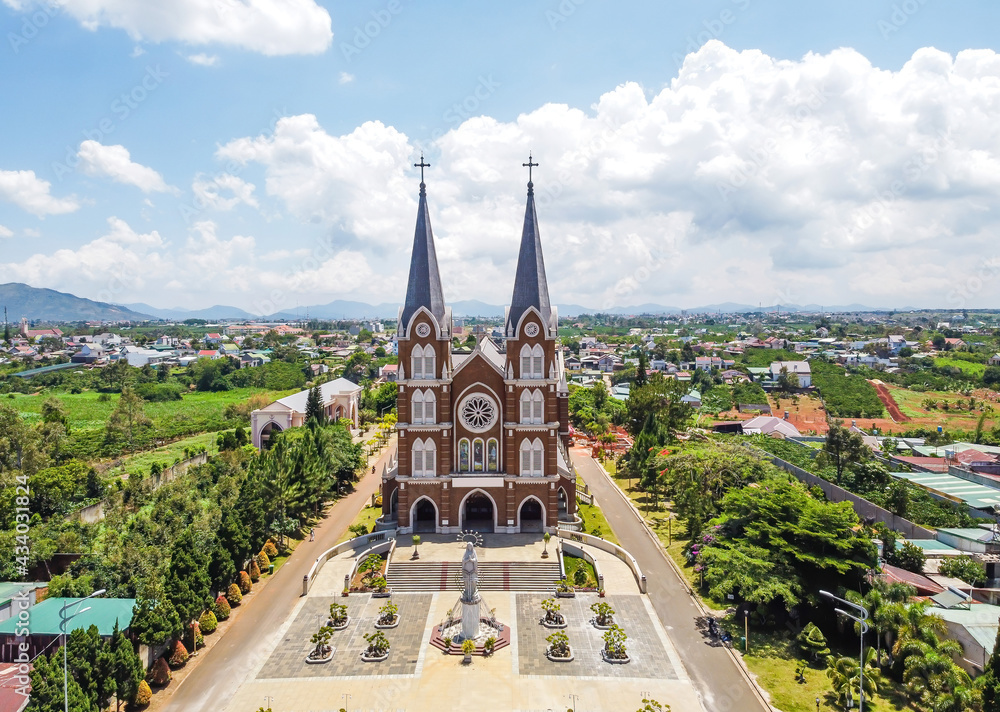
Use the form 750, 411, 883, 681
199, 610, 218, 634
226, 583, 243, 606
149, 657, 171, 687
238, 570, 252, 594
256, 551, 271, 571
213, 595, 231, 620
132, 680, 152, 708
249, 560, 260, 582
168, 640, 189, 668
263, 540, 279, 558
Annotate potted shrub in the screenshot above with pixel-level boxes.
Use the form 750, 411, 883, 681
376, 600, 399, 629
542, 532, 551, 559
462, 638, 476, 663
443, 636, 453, 653
306, 625, 334, 664
361, 630, 390, 662
601, 624, 629, 664
545, 630, 573, 662
371, 576, 391, 598
541, 598, 566, 628
591, 601, 615, 629
341, 586, 349, 598
554, 578, 575, 598
328, 602, 349, 630
412, 535, 421, 560
483, 635, 497, 656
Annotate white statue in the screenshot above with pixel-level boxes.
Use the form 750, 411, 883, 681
461, 541, 479, 603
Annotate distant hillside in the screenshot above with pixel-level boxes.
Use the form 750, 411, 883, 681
123, 303, 256, 321
0, 283, 152, 322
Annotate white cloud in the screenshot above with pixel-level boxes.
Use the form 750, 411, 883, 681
77, 141, 172, 193
338, 71, 354, 84
0, 225, 13, 238
2, 0, 333, 56
191, 173, 259, 211
186, 53, 219, 67
23, 228, 40, 238
0, 170, 79, 217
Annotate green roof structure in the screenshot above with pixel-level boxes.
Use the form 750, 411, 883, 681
890, 471, 1000, 511
0, 597, 135, 636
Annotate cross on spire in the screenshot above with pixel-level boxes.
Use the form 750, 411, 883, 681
414, 153, 430, 184
522, 153, 538, 184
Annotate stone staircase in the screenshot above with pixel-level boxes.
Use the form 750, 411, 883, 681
386, 561, 561, 593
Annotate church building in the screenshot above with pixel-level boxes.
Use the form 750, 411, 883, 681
381, 162, 577, 534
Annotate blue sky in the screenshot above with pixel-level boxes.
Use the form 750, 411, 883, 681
1, 0, 999, 314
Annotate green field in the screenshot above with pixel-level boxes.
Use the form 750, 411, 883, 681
934, 357, 986, 377
103, 431, 222, 479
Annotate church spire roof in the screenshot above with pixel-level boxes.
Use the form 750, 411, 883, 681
401, 157, 446, 330
507, 160, 551, 333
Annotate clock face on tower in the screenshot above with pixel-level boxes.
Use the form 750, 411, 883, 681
459, 394, 498, 432
524, 323, 539, 337
415, 323, 431, 338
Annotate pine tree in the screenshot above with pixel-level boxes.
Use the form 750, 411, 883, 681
131, 584, 182, 647
26, 652, 90, 712
104, 385, 153, 453
636, 350, 648, 388
305, 384, 326, 424
166, 526, 212, 626
67, 624, 117, 710
111, 619, 145, 712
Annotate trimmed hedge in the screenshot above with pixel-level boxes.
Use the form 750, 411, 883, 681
168, 640, 189, 668
249, 560, 260, 583
133, 680, 152, 708
226, 583, 243, 606
238, 570, 252, 594
199, 610, 218, 634
214, 594, 231, 620
263, 540, 279, 558
149, 657, 171, 687
256, 551, 271, 571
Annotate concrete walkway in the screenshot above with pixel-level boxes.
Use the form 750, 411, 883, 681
572, 447, 773, 712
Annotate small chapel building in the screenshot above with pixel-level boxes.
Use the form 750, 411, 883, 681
251, 378, 362, 448
381, 166, 577, 535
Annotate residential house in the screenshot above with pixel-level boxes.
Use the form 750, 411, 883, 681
742, 415, 801, 438
769, 361, 812, 388
71, 343, 106, 363
379, 364, 399, 382
204, 333, 223, 345
121, 346, 170, 367
196, 349, 222, 360
597, 354, 620, 372
681, 390, 702, 407
990, 354, 1000, 366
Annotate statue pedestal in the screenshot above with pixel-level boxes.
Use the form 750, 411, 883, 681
461, 596, 480, 640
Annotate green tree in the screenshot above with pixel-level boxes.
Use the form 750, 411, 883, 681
110, 619, 144, 712
130, 583, 182, 646
938, 555, 986, 586
104, 386, 153, 453
305, 384, 326, 424
635, 350, 648, 387
796, 622, 830, 662
166, 526, 212, 626
26, 652, 91, 712
625, 373, 693, 438
817, 420, 869, 484
66, 624, 117, 711
776, 366, 798, 394
40, 397, 70, 433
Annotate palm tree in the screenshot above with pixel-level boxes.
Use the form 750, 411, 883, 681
827, 648, 880, 708
847, 579, 914, 665
258, 440, 306, 549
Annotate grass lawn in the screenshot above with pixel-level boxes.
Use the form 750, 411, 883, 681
576, 500, 619, 545
739, 630, 909, 712
934, 357, 986, 377
339, 504, 382, 543
562, 554, 599, 588
103, 431, 221, 479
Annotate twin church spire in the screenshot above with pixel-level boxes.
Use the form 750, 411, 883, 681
401, 154, 552, 335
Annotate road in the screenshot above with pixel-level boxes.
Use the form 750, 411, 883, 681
163, 440, 395, 712
573, 449, 772, 712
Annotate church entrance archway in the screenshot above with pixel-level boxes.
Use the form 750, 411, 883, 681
260, 422, 282, 449
519, 497, 544, 533
462, 492, 495, 533
413, 498, 437, 533
389, 489, 399, 519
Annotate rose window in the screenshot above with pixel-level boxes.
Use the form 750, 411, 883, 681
460, 395, 498, 432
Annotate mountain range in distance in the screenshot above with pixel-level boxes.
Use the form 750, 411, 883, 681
0, 282, 913, 323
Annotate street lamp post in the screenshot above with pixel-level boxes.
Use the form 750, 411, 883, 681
820, 590, 869, 712
60, 589, 106, 712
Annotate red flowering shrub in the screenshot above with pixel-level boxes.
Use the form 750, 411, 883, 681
149, 657, 171, 687
238, 570, 252, 594
168, 640, 189, 668
214, 595, 231, 620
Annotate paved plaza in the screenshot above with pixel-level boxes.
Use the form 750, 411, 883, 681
227, 587, 701, 712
